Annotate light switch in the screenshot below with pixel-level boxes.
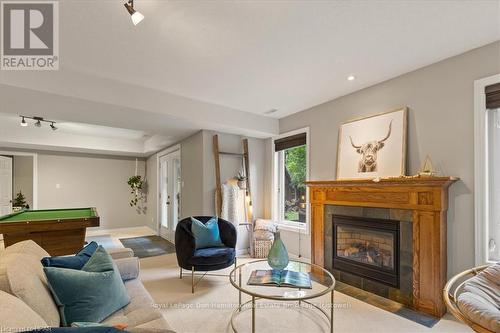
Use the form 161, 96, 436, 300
55, 184, 60, 189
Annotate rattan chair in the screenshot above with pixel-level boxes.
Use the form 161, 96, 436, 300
443, 264, 496, 333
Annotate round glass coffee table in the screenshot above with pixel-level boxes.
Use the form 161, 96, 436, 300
229, 259, 335, 333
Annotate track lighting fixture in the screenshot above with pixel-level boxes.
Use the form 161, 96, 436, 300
124, 0, 144, 26
20, 115, 58, 131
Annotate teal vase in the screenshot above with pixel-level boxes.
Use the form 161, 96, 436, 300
267, 231, 289, 271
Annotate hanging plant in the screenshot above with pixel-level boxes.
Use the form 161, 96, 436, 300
127, 175, 143, 207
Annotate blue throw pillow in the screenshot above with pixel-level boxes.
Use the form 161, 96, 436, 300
191, 216, 224, 249
44, 246, 130, 326
41, 241, 98, 270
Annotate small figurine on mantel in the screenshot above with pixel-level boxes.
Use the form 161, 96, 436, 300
419, 155, 438, 177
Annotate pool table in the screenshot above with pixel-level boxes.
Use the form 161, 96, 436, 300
0, 208, 100, 255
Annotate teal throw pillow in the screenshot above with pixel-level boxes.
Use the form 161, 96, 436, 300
44, 246, 130, 326
191, 216, 224, 249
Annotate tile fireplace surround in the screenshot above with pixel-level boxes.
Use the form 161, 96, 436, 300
306, 177, 457, 318
326, 206, 412, 305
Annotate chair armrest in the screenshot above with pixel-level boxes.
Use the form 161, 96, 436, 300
114, 257, 140, 281
219, 218, 237, 248
107, 247, 134, 259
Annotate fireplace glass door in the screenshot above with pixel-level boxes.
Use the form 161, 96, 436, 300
333, 215, 400, 287
336, 225, 395, 270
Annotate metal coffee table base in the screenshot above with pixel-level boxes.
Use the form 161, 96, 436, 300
230, 291, 334, 333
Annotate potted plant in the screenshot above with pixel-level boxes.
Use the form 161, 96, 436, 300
236, 171, 247, 190
12, 191, 29, 211
127, 175, 144, 207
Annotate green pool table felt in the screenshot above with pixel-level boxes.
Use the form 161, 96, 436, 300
0, 208, 95, 222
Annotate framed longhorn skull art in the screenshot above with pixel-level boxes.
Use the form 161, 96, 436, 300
336, 107, 408, 180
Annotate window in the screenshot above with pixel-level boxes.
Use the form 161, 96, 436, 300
474, 75, 500, 264
273, 129, 309, 231
486, 107, 500, 262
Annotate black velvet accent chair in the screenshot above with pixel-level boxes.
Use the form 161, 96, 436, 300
175, 216, 237, 293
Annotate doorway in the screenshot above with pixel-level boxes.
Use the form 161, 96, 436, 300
0, 153, 37, 218
158, 149, 181, 243
0, 156, 13, 216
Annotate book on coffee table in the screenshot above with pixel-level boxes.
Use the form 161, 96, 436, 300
247, 269, 312, 289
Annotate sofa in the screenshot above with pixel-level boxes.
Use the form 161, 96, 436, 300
0, 240, 173, 333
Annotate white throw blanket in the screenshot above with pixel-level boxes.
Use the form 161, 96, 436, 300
220, 182, 245, 224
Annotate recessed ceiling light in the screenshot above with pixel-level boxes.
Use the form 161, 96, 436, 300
347, 75, 356, 81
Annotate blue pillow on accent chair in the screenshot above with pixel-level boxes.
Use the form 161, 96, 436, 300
41, 241, 99, 270
43, 246, 130, 326
191, 216, 224, 249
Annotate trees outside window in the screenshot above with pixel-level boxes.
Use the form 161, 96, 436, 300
279, 145, 307, 223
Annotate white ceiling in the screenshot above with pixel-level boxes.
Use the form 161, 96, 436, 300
60, 0, 500, 118
1, 0, 499, 156
0, 112, 173, 156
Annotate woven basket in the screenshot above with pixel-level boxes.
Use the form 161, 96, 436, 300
254, 239, 273, 258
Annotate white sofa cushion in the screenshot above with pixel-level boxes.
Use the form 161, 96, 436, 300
0, 290, 49, 331
107, 247, 135, 259
102, 279, 172, 331
115, 257, 140, 281
3, 240, 50, 259
0, 242, 60, 327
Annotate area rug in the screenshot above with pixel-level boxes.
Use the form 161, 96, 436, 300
138, 254, 470, 333
119, 235, 175, 258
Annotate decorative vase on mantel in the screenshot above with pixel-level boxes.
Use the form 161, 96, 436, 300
267, 229, 289, 271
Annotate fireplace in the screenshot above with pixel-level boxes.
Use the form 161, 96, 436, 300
307, 177, 458, 317
333, 215, 400, 288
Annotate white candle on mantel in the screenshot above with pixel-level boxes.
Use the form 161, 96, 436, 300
135, 158, 138, 176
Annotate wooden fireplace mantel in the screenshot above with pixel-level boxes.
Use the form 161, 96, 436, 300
306, 176, 458, 317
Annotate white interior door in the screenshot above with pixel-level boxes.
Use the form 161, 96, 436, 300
159, 150, 181, 243
0, 156, 13, 216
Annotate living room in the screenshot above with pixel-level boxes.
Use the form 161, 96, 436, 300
0, 1, 499, 333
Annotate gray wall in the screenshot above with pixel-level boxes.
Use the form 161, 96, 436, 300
145, 153, 158, 231
201, 130, 267, 220
145, 130, 268, 254
37, 153, 147, 230
278, 41, 500, 276
12, 156, 33, 208
201, 130, 268, 253
180, 131, 204, 218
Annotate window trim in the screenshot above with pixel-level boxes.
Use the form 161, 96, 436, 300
474, 73, 500, 265
272, 127, 310, 234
